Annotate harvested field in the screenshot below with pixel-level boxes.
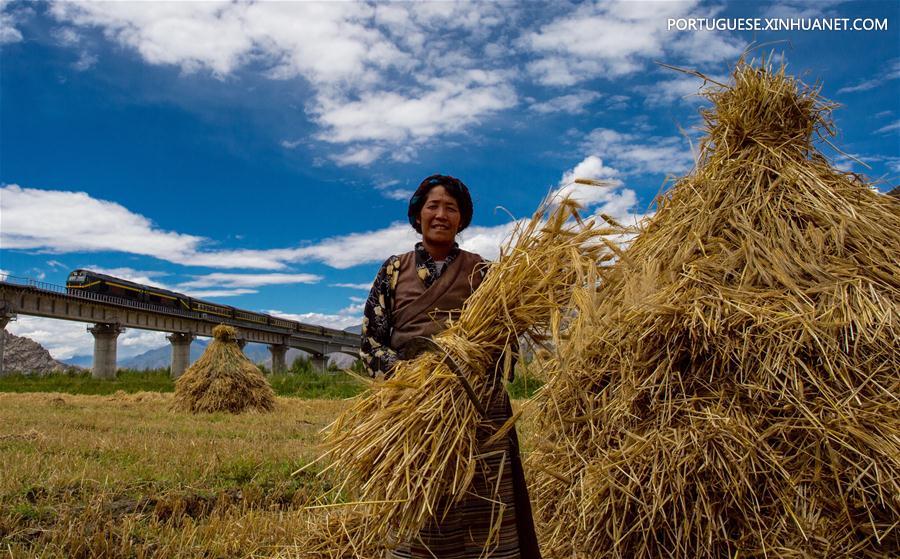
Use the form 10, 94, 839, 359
0, 392, 537, 557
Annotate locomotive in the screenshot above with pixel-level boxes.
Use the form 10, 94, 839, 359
65, 269, 333, 337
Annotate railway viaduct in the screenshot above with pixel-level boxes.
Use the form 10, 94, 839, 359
0, 276, 361, 379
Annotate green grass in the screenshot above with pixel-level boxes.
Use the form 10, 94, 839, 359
0, 356, 540, 399
0, 366, 367, 399
0, 369, 173, 395
507, 369, 544, 399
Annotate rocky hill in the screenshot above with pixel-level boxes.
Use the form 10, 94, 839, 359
0, 330, 81, 375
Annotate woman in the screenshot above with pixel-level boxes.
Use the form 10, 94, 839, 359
360, 174, 542, 559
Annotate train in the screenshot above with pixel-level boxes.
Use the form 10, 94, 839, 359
65, 269, 338, 337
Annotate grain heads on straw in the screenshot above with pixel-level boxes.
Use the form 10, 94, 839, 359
172, 324, 276, 414
529, 58, 900, 558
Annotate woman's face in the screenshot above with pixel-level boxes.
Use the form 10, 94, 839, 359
418, 185, 461, 246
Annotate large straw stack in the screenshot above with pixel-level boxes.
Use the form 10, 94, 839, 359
173, 325, 276, 414
320, 198, 612, 550
530, 60, 900, 558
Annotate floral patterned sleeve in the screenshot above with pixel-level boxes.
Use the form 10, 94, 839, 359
360, 255, 401, 378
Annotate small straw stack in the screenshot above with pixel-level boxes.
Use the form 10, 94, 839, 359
320, 197, 613, 549
173, 325, 276, 414
529, 59, 900, 558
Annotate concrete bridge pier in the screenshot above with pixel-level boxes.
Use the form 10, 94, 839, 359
89, 323, 123, 379
311, 353, 328, 373
167, 332, 194, 379
269, 344, 288, 374
0, 306, 16, 377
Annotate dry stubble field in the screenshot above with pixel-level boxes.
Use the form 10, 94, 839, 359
0, 392, 535, 558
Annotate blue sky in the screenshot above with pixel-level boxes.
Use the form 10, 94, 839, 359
1, 0, 898, 359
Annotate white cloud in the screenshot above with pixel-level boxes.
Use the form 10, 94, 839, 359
549, 155, 650, 228
43, 1, 747, 168
666, 30, 743, 66
457, 221, 521, 261
763, 0, 846, 21
7, 315, 168, 360
375, 179, 400, 189
331, 145, 387, 167
179, 272, 321, 289
7, 316, 92, 360
830, 152, 900, 175
521, 1, 743, 86
382, 189, 413, 201
73, 51, 98, 71
530, 90, 602, 114
331, 283, 372, 290
560, 155, 620, 184
0, 0, 24, 44
552, 156, 624, 207
118, 329, 168, 356
183, 288, 257, 298
314, 70, 516, 157
179, 248, 302, 270
2, 180, 651, 275
0, 183, 515, 271
0, 184, 300, 270
48, 2, 516, 167
838, 59, 900, 94
582, 128, 695, 175
290, 222, 419, 269
637, 74, 727, 106
373, 179, 412, 200
1, 184, 204, 258
876, 120, 900, 134
266, 307, 362, 331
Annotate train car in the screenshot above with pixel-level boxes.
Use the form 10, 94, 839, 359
234, 308, 268, 325
189, 298, 233, 319
66, 269, 335, 335
296, 322, 327, 337
269, 316, 297, 330
66, 269, 190, 311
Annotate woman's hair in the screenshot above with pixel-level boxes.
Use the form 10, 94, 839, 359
407, 174, 474, 234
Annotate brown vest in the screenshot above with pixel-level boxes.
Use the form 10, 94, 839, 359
390, 249, 484, 356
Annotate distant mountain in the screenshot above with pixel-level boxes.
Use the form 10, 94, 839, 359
118, 339, 210, 370
344, 324, 363, 335
1, 330, 82, 375
117, 339, 358, 370
62, 353, 95, 368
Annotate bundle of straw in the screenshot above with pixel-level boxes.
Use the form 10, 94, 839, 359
320, 198, 612, 549
530, 59, 900, 558
276, 508, 384, 559
173, 325, 276, 414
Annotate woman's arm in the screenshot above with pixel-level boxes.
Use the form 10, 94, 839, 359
359, 256, 401, 378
